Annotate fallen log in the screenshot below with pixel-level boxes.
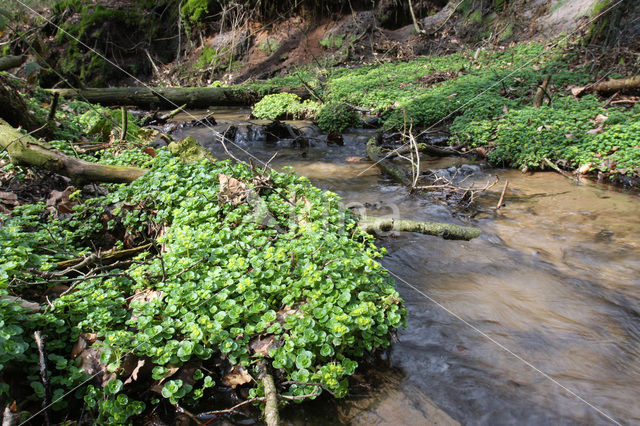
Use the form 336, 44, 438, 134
47, 86, 308, 108
0, 55, 26, 71
359, 217, 481, 240
366, 137, 413, 186
388, 142, 462, 158
592, 75, 640, 94
0, 118, 145, 184
573, 75, 640, 97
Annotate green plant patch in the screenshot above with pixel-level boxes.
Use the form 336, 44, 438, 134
252, 93, 321, 120
455, 95, 640, 177
317, 102, 359, 133
258, 38, 280, 55
0, 149, 406, 423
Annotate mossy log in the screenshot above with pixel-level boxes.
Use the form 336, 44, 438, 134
0, 118, 145, 184
366, 137, 413, 186
0, 55, 26, 71
47, 86, 308, 108
359, 217, 481, 240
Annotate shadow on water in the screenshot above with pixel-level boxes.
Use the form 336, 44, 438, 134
173, 110, 640, 425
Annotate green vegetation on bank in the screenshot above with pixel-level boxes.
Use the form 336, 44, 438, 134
251, 42, 640, 180
1, 92, 406, 424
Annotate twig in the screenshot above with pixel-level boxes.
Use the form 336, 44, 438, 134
120, 107, 128, 141
280, 380, 335, 396
257, 360, 279, 426
542, 157, 579, 183
175, 258, 205, 277
197, 397, 264, 416
34, 331, 51, 426
496, 179, 508, 210
48, 92, 60, 122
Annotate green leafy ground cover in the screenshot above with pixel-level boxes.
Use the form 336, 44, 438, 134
250, 42, 640, 180
1, 96, 406, 423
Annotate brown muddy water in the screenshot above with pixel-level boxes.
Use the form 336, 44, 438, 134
170, 109, 640, 425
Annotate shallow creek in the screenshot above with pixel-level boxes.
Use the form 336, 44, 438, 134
170, 109, 640, 425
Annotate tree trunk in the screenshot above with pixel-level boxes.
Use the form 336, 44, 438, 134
47, 86, 309, 108
0, 74, 50, 138
0, 55, 26, 71
0, 118, 145, 184
359, 217, 481, 240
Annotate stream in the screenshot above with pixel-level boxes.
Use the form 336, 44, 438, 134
170, 109, 640, 425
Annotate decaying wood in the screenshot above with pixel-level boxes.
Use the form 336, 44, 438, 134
573, 75, 640, 97
34, 331, 51, 426
0, 55, 25, 71
592, 75, 640, 94
359, 217, 481, 240
366, 137, 413, 186
0, 118, 145, 184
0, 74, 50, 137
533, 74, 552, 108
421, 0, 461, 34
47, 86, 308, 108
2, 403, 19, 426
120, 107, 128, 141
55, 243, 152, 270
257, 360, 279, 426
496, 180, 508, 210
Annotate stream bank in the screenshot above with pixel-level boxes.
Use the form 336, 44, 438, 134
173, 110, 640, 424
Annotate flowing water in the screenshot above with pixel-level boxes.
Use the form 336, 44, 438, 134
171, 109, 640, 425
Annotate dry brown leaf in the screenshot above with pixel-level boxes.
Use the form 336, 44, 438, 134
570, 86, 586, 97
587, 127, 604, 135
577, 163, 593, 175
218, 174, 249, 206
143, 147, 157, 157
221, 365, 253, 388
46, 186, 77, 215
594, 114, 608, 125
129, 289, 163, 321
250, 336, 275, 356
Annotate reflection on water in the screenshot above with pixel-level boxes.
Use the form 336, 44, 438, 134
175, 111, 640, 425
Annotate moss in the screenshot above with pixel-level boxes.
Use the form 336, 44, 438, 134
500, 22, 514, 40
258, 39, 280, 55
468, 10, 483, 25
168, 136, 217, 162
